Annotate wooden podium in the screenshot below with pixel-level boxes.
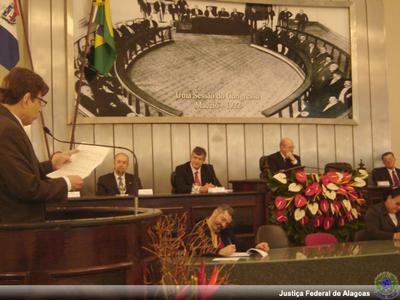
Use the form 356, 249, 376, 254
0, 206, 161, 285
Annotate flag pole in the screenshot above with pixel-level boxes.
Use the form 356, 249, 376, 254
69, 0, 97, 150
17, 0, 51, 160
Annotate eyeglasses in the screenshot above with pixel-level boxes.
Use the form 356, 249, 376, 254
35, 96, 47, 107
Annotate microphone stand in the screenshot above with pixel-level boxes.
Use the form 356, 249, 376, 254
44, 127, 140, 213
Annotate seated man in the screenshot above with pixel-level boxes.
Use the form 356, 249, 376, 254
96, 152, 142, 195
372, 152, 400, 188
260, 137, 301, 175
218, 7, 230, 18
189, 205, 269, 256
365, 188, 400, 240
173, 146, 221, 194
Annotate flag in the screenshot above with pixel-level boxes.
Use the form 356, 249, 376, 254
0, 0, 20, 69
94, 0, 115, 75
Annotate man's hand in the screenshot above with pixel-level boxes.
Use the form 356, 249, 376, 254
67, 175, 84, 191
285, 151, 295, 161
218, 244, 236, 256
51, 149, 79, 170
255, 242, 270, 252
199, 183, 215, 193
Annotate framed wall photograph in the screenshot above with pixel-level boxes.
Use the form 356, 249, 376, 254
68, 0, 355, 124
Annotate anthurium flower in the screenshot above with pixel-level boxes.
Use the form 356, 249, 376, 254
351, 177, 366, 187
288, 183, 303, 192
356, 197, 366, 206
325, 189, 336, 200
338, 216, 345, 226
323, 216, 334, 230
342, 199, 352, 211
341, 172, 352, 183
305, 182, 322, 196
335, 172, 343, 181
326, 183, 339, 191
295, 170, 307, 183
294, 194, 307, 208
349, 191, 358, 202
351, 208, 359, 219
313, 215, 323, 227
336, 186, 347, 196
326, 171, 339, 183
344, 185, 355, 192
319, 199, 330, 213
332, 201, 341, 214
273, 173, 287, 184
358, 169, 368, 179
346, 211, 353, 222
276, 211, 288, 223
299, 215, 309, 225
274, 196, 287, 210
294, 208, 306, 221
307, 202, 319, 215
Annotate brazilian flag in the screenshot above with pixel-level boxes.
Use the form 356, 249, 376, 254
94, 0, 115, 75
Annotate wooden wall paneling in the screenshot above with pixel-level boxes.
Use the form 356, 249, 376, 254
171, 124, 190, 169
335, 125, 355, 168
189, 124, 209, 162
114, 124, 135, 175
281, 124, 299, 151
262, 124, 281, 156
94, 125, 114, 187
317, 125, 336, 170
75, 125, 95, 195
133, 124, 153, 189
226, 125, 245, 180
208, 124, 228, 187
152, 124, 172, 194
244, 124, 263, 179
299, 125, 318, 172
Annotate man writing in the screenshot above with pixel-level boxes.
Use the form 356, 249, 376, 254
189, 205, 269, 256
96, 152, 142, 195
173, 146, 221, 194
0, 67, 83, 223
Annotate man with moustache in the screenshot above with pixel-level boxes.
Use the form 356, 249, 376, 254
189, 205, 270, 256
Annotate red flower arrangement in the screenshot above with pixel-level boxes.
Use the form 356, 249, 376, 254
268, 169, 367, 244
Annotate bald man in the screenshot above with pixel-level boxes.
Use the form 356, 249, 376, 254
265, 137, 301, 174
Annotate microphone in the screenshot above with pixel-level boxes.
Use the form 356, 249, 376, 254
44, 126, 139, 180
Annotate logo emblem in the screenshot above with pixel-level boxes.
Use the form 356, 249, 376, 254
374, 271, 399, 300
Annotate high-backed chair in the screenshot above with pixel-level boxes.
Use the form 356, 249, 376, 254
304, 233, 338, 246
259, 155, 270, 179
256, 225, 290, 249
170, 171, 177, 193
324, 162, 353, 173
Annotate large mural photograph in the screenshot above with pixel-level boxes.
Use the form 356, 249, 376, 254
72, 0, 352, 120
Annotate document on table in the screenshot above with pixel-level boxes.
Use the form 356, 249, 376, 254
228, 252, 251, 257
212, 257, 241, 262
47, 145, 110, 179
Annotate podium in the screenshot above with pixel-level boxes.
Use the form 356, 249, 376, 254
0, 206, 161, 284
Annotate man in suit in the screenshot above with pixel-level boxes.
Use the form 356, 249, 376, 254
189, 204, 269, 256
372, 152, 400, 187
0, 67, 83, 223
97, 152, 142, 196
365, 188, 400, 240
261, 137, 301, 174
173, 146, 221, 194
294, 9, 309, 31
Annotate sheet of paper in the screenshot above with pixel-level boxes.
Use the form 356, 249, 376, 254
47, 145, 110, 179
212, 257, 241, 262
228, 252, 251, 257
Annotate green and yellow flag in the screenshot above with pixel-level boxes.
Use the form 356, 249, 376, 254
94, 0, 115, 75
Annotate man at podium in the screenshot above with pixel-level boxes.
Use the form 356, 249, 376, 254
0, 67, 83, 223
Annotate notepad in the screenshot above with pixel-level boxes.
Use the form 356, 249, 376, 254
230, 248, 268, 258
212, 257, 240, 262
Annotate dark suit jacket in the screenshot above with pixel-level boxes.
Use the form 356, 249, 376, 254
372, 167, 400, 187
0, 105, 67, 223
189, 219, 244, 256
96, 172, 142, 196
365, 202, 400, 240
264, 151, 301, 174
173, 161, 221, 194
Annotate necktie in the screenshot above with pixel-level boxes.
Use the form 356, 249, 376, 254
194, 171, 201, 185
392, 170, 400, 187
118, 176, 125, 194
